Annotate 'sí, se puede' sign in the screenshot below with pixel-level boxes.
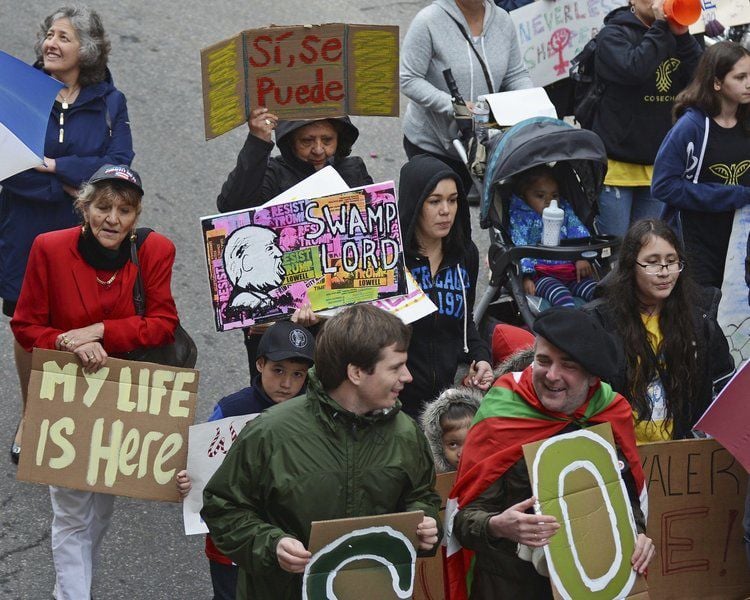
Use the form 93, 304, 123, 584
200, 23, 399, 139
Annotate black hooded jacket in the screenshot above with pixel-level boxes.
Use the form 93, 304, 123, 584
397, 155, 490, 418
592, 6, 702, 164
216, 117, 373, 212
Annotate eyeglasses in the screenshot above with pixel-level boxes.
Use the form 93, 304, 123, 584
635, 261, 684, 275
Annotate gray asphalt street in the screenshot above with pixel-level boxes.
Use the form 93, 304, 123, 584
0, 1, 490, 598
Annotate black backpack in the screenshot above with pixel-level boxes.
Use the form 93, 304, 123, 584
569, 36, 603, 130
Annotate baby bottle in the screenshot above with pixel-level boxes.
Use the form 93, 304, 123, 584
541, 200, 564, 246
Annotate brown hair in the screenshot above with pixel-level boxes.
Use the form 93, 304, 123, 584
315, 304, 411, 390
512, 164, 558, 199
673, 41, 750, 134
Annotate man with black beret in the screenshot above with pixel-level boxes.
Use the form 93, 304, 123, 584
445, 307, 655, 600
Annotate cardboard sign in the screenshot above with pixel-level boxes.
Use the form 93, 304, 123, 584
304, 511, 422, 599
414, 471, 456, 600
182, 413, 259, 535
639, 438, 750, 599
201, 181, 406, 331
523, 423, 649, 600
718, 205, 750, 367
510, 0, 628, 87
17, 349, 198, 502
200, 23, 399, 139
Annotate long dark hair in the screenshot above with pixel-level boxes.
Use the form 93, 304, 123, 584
673, 41, 750, 134
605, 219, 697, 435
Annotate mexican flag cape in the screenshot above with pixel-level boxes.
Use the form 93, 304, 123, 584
443, 368, 646, 600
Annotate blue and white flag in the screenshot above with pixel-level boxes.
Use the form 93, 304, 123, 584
0, 50, 63, 181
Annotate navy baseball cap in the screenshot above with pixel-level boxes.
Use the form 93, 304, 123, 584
88, 164, 143, 195
257, 321, 315, 363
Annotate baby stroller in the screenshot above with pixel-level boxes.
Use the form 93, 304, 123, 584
473, 116, 620, 332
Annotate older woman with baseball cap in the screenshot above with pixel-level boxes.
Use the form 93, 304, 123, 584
10, 164, 178, 600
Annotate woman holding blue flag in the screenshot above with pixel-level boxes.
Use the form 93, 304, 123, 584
0, 5, 133, 465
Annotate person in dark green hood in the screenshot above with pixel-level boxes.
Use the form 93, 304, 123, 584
397, 154, 493, 419
201, 304, 441, 600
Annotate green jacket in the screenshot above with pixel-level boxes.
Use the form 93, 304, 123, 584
201, 368, 441, 599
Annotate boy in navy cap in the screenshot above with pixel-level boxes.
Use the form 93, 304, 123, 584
176, 320, 314, 600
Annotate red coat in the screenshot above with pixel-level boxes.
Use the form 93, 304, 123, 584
11, 227, 178, 354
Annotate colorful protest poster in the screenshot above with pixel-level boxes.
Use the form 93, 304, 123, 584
718, 205, 750, 366
318, 270, 437, 325
638, 438, 750, 599
200, 23, 399, 139
201, 181, 405, 332
17, 349, 198, 502
182, 413, 259, 535
510, 0, 628, 87
414, 471, 455, 600
304, 511, 422, 600
523, 423, 649, 600
694, 361, 750, 472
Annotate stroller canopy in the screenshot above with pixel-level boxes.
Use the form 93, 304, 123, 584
480, 117, 608, 226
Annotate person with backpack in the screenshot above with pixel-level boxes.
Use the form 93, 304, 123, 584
587, 0, 702, 237
0, 6, 134, 466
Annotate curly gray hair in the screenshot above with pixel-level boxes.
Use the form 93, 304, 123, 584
34, 5, 111, 87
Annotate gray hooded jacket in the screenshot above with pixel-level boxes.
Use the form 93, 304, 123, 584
400, 0, 532, 159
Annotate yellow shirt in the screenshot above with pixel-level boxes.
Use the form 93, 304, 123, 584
634, 313, 673, 444
604, 159, 654, 187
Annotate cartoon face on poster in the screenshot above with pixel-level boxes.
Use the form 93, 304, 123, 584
201, 181, 405, 331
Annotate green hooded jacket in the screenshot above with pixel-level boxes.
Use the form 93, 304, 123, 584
201, 368, 441, 599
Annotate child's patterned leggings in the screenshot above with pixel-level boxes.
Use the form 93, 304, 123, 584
534, 276, 597, 307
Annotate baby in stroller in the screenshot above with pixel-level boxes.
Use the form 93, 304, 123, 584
509, 165, 597, 307
474, 117, 618, 330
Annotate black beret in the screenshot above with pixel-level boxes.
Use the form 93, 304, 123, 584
532, 307, 621, 383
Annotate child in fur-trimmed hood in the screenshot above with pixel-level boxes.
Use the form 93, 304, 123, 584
420, 387, 482, 473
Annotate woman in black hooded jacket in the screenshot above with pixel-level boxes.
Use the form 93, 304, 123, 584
398, 155, 492, 418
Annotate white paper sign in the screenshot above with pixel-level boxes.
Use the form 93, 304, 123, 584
182, 413, 259, 535
485, 88, 557, 126
264, 165, 350, 207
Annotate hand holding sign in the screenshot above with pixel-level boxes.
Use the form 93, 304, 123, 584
248, 106, 278, 142
415, 516, 439, 551
277, 536, 313, 573
488, 496, 560, 547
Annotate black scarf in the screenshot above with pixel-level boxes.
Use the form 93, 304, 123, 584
77, 227, 132, 270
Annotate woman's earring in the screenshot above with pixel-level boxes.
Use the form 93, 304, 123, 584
130, 230, 137, 243
81, 222, 87, 235
630, 4, 635, 12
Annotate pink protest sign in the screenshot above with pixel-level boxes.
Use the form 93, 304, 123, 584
694, 360, 750, 472
201, 181, 405, 332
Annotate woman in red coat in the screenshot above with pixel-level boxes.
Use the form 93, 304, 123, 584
10, 164, 178, 600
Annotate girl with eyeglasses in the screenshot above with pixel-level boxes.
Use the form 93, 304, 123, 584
586, 219, 734, 443
652, 41, 750, 289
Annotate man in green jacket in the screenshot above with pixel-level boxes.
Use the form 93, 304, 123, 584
202, 304, 441, 599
